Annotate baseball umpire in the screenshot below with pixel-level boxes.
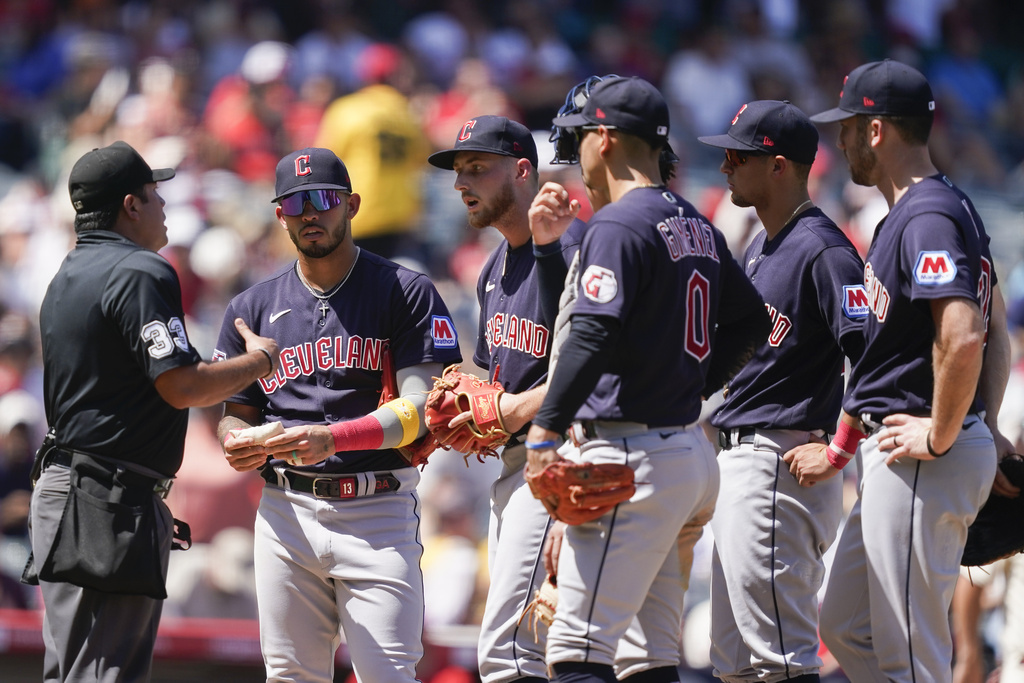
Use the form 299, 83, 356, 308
31, 140, 280, 682
697, 100, 866, 683
427, 114, 586, 683
216, 147, 461, 683
785, 59, 1014, 682
524, 76, 771, 683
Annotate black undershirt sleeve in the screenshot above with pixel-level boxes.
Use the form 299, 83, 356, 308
533, 314, 621, 434
533, 241, 568, 329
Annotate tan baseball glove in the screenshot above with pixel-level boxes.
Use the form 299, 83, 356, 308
424, 365, 510, 463
519, 574, 558, 641
525, 459, 636, 525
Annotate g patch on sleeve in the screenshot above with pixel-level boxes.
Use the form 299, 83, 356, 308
581, 265, 618, 303
914, 251, 957, 285
432, 315, 459, 348
842, 284, 870, 319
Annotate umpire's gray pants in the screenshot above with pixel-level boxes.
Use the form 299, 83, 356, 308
30, 464, 164, 683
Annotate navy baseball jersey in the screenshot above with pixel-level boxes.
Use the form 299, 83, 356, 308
474, 219, 588, 394
569, 187, 763, 427
712, 209, 866, 431
40, 230, 202, 476
214, 250, 461, 473
846, 174, 996, 418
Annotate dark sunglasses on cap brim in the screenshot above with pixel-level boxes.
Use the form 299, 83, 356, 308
278, 189, 345, 216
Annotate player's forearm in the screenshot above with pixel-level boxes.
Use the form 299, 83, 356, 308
217, 415, 254, 445
155, 352, 273, 409
534, 241, 569, 328
329, 363, 441, 451
702, 306, 772, 398
533, 315, 619, 433
500, 383, 548, 434
930, 298, 986, 452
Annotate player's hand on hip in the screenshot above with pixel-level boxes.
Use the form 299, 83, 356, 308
544, 521, 566, 578
235, 318, 280, 376
529, 182, 580, 246
880, 414, 935, 465
264, 425, 335, 466
783, 442, 841, 487
222, 433, 269, 472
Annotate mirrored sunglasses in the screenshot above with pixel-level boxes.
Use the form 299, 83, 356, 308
279, 189, 345, 216
724, 149, 767, 166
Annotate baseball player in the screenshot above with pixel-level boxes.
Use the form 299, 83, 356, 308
524, 76, 772, 683
785, 59, 1014, 682
697, 100, 865, 683
427, 114, 586, 683
32, 141, 279, 682
216, 147, 461, 683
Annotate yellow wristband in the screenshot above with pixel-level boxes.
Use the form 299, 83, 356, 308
383, 398, 420, 447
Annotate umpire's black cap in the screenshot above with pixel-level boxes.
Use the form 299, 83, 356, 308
428, 115, 538, 170
68, 141, 175, 213
810, 59, 935, 123
551, 76, 670, 147
699, 100, 819, 165
272, 147, 352, 202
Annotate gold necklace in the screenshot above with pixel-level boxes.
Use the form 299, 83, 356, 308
784, 199, 813, 226
295, 248, 360, 319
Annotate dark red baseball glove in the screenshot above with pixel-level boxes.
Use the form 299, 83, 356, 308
525, 459, 636, 525
962, 454, 1024, 567
424, 365, 510, 462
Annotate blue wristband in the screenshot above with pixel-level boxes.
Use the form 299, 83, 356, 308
525, 440, 558, 450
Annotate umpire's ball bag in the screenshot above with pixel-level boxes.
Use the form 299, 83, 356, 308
39, 452, 172, 599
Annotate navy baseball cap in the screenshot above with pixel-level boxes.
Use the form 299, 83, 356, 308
272, 147, 352, 202
69, 141, 175, 213
428, 115, 538, 170
551, 76, 670, 146
810, 59, 935, 123
698, 100, 818, 165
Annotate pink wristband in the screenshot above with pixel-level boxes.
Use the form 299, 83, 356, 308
826, 420, 867, 470
329, 416, 385, 453
826, 444, 851, 469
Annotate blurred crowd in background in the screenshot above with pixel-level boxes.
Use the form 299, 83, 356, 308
1, 0, 1024, 681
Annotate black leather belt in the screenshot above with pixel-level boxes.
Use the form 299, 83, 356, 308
43, 448, 174, 498
718, 427, 757, 450
261, 468, 402, 499
42, 448, 73, 470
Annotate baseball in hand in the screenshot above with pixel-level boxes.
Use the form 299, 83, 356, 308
230, 421, 284, 445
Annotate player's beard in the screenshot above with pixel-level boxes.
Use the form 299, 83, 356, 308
467, 179, 515, 230
729, 187, 754, 208
848, 120, 878, 186
290, 217, 348, 258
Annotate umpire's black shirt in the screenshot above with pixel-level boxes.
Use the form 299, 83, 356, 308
40, 230, 201, 477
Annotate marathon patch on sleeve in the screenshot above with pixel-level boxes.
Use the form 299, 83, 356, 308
581, 265, 618, 304
914, 251, 957, 285
431, 315, 459, 348
842, 284, 870, 319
